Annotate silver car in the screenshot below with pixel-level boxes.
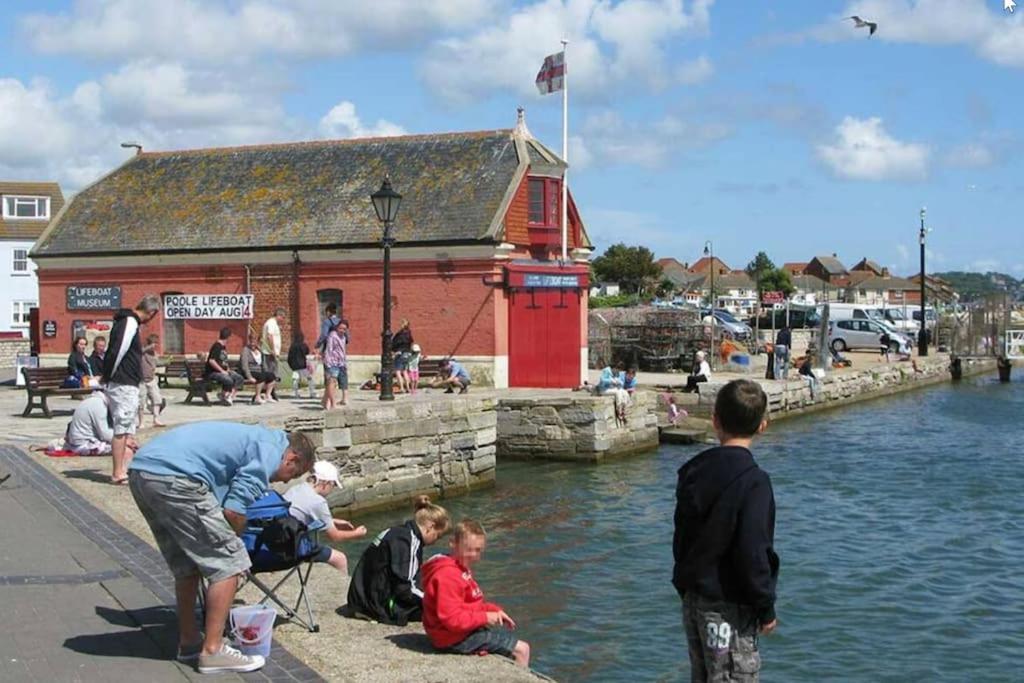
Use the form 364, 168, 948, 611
828, 318, 904, 352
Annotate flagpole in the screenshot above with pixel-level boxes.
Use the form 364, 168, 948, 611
560, 38, 569, 263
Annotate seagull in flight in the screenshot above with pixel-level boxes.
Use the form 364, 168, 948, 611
848, 15, 878, 36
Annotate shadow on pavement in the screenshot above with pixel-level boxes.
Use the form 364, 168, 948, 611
62, 468, 115, 484
96, 605, 176, 629
385, 633, 435, 654
63, 629, 171, 660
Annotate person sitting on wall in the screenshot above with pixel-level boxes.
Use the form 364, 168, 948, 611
683, 351, 711, 394
620, 367, 639, 394
798, 351, 818, 399
283, 461, 367, 576
240, 333, 278, 404
439, 358, 472, 394
596, 364, 630, 424
205, 327, 245, 406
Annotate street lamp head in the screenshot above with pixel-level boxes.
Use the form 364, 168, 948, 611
371, 175, 402, 224
703, 240, 712, 256
920, 206, 926, 220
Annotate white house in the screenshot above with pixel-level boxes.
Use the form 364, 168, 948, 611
1, 182, 64, 338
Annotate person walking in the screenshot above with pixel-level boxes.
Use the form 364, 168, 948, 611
128, 423, 315, 674
102, 294, 160, 485
322, 319, 349, 410
260, 308, 286, 402
241, 333, 278, 404
139, 333, 166, 427
674, 379, 779, 683
774, 325, 791, 380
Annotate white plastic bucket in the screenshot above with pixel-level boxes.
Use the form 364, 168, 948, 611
230, 605, 276, 659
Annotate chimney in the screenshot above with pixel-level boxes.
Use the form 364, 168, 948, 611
882, 267, 890, 277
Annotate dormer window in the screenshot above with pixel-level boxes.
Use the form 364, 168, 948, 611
2, 195, 50, 220
527, 177, 560, 227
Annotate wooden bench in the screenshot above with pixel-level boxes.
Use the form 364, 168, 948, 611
21, 366, 92, 418
417, 359, 445, 383
183, 359, 258, 405
157, 358, 190, 388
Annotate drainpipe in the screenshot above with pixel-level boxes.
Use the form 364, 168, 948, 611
291, 250, 301, 339
243, 264, 252, 337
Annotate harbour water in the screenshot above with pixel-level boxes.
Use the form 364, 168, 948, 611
346, 373, 1022, 682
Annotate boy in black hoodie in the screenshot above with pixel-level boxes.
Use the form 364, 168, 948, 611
673, 379, 779, 682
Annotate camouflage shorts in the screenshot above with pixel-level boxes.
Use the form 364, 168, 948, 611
683, 595, 761, 683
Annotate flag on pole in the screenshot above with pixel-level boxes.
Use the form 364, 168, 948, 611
535, 51, 566, 95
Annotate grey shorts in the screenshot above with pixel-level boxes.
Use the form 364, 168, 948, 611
447, 626, 517, 659
683, 595, 761, 683
128, 470, 251, 583
326, 366, 348, 390
106, 382, 140, 435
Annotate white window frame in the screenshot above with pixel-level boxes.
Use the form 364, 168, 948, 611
12, 301, 35, 328
2, 195, 50, 220
12, 248, 29, 274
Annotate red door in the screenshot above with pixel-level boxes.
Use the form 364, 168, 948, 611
508, 287, 580, 387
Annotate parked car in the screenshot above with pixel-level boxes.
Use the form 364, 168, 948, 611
702, 308, 753, 341
828, 318, 907, 352
749, 307, 821, 330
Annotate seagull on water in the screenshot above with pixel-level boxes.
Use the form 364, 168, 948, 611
848, 15, 878, 36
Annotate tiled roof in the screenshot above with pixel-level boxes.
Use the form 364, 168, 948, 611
851, 275, 918, 291
810, 255, 848, 274
790, 273, 828, 291
851, 258, 884, 274
34, 130, 552, 257
689, 256, 730, 274
782, 261, 807, 274
0, 182, 64, 241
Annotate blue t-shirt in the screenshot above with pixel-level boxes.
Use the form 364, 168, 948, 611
129, 421, 287, 514
448, 360, 470, 380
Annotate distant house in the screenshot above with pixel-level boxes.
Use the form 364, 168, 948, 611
1, 181, 64, 338
845, 275, 918, 306
710, 272, 757, 317
789, 273, 829, 306
782, 262, 808, 277
850, 257, 886, 276
656, 257, 689, 286
908, 273, 958, 305
688, 255, 731, 275
804, 255, 849, 285
590, 282, 621, 297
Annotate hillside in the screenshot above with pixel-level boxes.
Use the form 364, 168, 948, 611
934, 271, 1022, 302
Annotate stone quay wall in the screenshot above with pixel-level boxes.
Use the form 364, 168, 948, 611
697, 356, 996, 419
0, 338, 30, 369
496, 391, 660, 462
285, 397, 497, 513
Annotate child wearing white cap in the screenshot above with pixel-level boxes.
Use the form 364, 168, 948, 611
283, 460, 367, 574
408, 344, 422, 394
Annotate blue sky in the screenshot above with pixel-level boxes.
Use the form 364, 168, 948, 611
1, 0, 1021, 275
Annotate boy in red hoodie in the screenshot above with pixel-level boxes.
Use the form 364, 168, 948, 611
421, 520, 530, 667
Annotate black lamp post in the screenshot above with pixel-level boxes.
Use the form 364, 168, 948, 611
918, 207, 928, 357
371, 176, 402, 401
704, 240, 715, 369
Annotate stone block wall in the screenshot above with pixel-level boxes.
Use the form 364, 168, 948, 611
285, 397, 497, 513
496, 391, 659, 462
0, 339, 30, 369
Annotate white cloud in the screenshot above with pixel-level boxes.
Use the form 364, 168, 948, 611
0, 70, 400, 191
420, 0, 715, 104
807, 0, 1024, 69
21, 0, 499, 62
945, 142, 996, 168
675, 55, 714, 85
571, 109, 730, 169
816, 116, 929, 181
318, 102, 406, 138
967, 258, 1000, 272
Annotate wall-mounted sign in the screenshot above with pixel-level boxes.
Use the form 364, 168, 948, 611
523, 274, 580, 288
163, 294, 254, 320
762, 291, 785, 305
43, 320, 57, 338
67, 285, 121, 310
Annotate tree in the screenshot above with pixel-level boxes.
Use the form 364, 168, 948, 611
761, 268, 796, 297
745, 252, 776, 298
591, 243, 662, 295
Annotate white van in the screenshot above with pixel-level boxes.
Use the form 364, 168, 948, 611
818, 303, 876, 321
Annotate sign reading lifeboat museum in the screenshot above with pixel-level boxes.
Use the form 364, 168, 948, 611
163, 294, 254, 320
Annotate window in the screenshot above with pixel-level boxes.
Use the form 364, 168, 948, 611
13, 248, 29, 273
12, 301, 35, 327
2, 196, 50, 220
527, 177, 560, 227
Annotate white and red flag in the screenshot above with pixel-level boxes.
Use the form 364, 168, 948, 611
535, 51, 566, 95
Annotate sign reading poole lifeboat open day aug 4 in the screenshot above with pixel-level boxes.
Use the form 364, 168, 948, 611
163, 294, 254, 320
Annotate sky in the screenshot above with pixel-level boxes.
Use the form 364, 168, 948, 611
1, 0, 1022, 276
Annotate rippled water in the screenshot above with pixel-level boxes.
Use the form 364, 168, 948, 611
344, 373, 1022, 682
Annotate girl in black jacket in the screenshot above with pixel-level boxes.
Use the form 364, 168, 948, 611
345, 495, 450, 625
67, 336, 92, 381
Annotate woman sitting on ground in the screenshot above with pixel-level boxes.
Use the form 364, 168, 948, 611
345, 495, 450, 625
683, 351, 711, 393
240, 333, 277, 404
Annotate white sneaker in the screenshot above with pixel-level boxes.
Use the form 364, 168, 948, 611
254, 396, 265, 404
197, 643, 265, 674
225, 396, 234, 406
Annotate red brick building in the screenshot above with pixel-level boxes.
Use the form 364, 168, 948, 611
30, 119, 592, 388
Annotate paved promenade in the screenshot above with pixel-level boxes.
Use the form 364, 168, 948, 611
0, 383, 546, 682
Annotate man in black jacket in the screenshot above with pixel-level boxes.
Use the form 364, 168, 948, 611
673, 379, 779, 682
102, 294, 160, 484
